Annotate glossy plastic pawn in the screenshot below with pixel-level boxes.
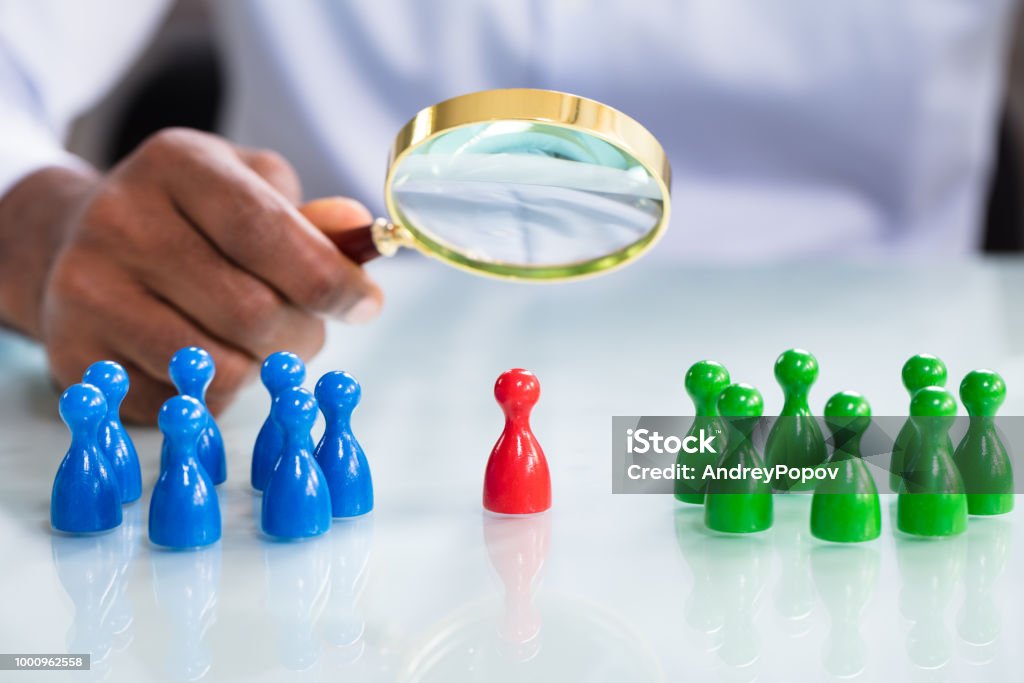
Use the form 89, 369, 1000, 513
890, 354, 948, 491
705, 383, 772, 533
954, 370, 1013, 515
674, 360, 730, 504
314, 371, 373, 517
82, 361, 142, 504
262, 387, 332, 539
51, 384, 123, 533
483, 369, 552, 515
166, 347, 226, 484
810, 392, 881, 543
897, 387, 968, 537
149, 396, 221, 548
252, 352, 306, 492
764, 349, 827, 492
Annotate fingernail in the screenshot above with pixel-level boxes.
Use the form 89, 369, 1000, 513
342, 297, 381, 325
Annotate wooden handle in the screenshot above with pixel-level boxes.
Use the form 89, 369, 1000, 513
325, 224, 381, 265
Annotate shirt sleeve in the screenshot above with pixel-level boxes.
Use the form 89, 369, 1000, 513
0, 0, 172, 198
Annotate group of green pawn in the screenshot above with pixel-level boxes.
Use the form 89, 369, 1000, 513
674, 350, 1014, 542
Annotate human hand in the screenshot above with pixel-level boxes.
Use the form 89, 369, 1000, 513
0, 128, 382, 422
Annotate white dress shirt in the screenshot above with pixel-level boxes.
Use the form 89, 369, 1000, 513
0, 0, 1018, 261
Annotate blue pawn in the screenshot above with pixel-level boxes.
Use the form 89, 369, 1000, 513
51, 384, 122, 534
314, 371, 373, 518
83, 361, 142, 504
262, 387, 332, 539
149, 395, 221, 548
164, 346, 226, 485
252, 352, 306, 492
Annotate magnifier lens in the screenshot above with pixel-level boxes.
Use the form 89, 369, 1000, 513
389, 121, 665, 269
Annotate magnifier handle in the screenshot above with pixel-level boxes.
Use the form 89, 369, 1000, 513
326, 224, 381, 265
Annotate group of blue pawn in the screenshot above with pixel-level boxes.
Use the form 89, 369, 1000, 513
50, 347, 373, 549
252, 350, 374, 539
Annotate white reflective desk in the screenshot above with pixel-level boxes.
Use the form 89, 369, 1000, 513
1, 258, 1022, 682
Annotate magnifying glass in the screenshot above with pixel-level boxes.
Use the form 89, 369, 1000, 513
326, 88, 671, 281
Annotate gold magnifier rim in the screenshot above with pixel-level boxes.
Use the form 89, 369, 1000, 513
382, 88, 672, 281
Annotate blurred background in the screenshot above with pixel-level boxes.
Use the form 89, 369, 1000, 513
64, 0, 1024, 254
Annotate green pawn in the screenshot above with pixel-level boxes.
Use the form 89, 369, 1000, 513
810, 392, 881, 543
897, 387, 968, 537
891, 354, 948, 492
705, 383, 773, 533
675, 360, 731, 504
764, 349, 827, 492
954, 370, 1013, 516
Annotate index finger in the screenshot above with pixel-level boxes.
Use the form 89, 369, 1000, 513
150, 131, 382, 321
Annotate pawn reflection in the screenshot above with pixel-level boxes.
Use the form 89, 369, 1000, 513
673, 509, 725, 654
264, 534, 331, 672
109, 503, 141, 651
674, 508, 770, 675
51, 512, 138, 681
403, 511, 658, 681
151, 544, 222, 681
482, 511, 551, 662
957, 519, 1012, 666
321, 514, 375, 667
810, 543, 879, 678
895, 533, 966, 672
772, 498, 816, 637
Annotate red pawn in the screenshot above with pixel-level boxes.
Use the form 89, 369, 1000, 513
484, 369, 552, 514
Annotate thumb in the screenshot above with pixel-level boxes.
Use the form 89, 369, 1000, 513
300, 197, 374, 234
300, 197, 380, 265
